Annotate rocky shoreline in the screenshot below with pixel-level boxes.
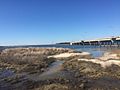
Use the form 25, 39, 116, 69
0, 47, 120, 90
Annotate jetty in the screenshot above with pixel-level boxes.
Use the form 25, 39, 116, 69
57, 37, 120, 47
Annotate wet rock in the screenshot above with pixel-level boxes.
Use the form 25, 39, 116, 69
79, 83, 85, 89
42, 84, 68, 90
74, 72, 81, 78
0, 48, 78, 90
1, 47, 120, 90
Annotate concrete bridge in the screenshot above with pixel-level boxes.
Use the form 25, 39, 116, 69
57, 37, 120, 47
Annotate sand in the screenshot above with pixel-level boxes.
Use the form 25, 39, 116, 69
48, 52, 90, 58
78, 58, 120, 68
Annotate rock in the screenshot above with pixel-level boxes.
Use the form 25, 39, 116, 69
43, 84, 68, 90
79, 83, 85, 89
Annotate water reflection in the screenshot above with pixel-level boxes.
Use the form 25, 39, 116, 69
0, 69, 14, 78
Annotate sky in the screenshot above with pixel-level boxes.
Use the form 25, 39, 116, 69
0, 0, 120, 46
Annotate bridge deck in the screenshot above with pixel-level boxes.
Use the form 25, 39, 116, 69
58, 37, 120, 47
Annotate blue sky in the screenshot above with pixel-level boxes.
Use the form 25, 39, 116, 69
0, 0, 120, 45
